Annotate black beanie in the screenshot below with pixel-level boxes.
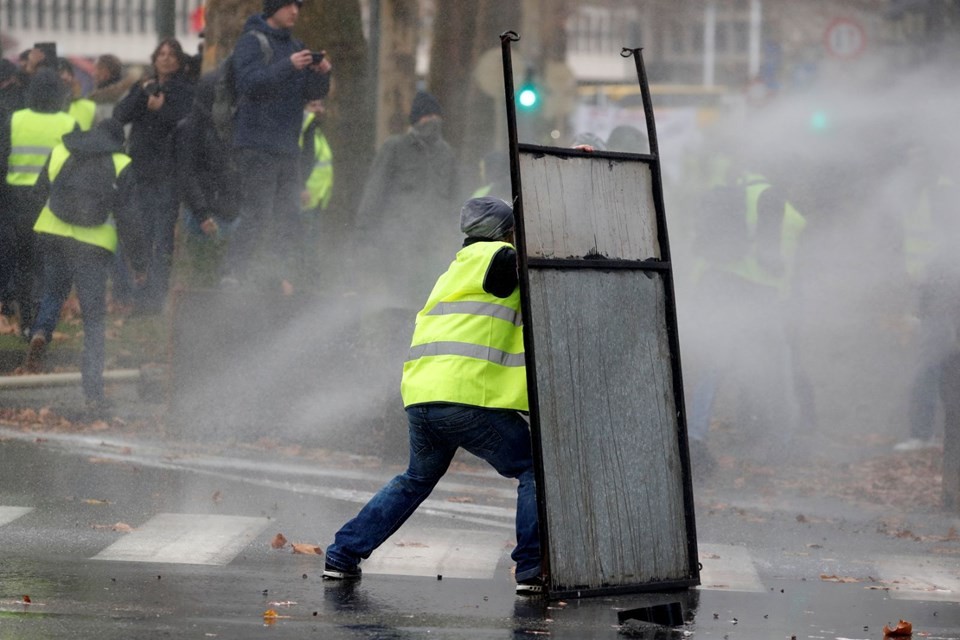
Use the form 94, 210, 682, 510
409, 90, 442, 125
263, 0, 300, 18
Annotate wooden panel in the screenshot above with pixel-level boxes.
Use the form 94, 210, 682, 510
519, 152, 660, 261
528, 269, 690, 590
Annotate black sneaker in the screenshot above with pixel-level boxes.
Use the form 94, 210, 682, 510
515, 576, 545, 595
322, 562, 361, 580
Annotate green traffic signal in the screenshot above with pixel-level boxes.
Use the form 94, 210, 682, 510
809, 109, 829, 131
518, 84, 539, 110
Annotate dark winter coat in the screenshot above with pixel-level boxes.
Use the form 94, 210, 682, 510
113, 74, 194, 181
175, 72, 241, 223
356, 128, 459, 234
232, 13, 330, 155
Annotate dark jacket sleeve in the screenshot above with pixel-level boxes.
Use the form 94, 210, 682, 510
32, 154, 52, 206
113, 165, 147, 271
0, 111, 11, 180
174, 116, 210, 223
356, 136, 399, 229
113, 81, 147, 124
483, 246, 519, 298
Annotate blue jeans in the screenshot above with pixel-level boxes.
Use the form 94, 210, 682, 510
325, 403, 541, 581
32, 236, 111, 402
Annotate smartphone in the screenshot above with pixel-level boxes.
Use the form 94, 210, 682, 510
310, 51, 325, 65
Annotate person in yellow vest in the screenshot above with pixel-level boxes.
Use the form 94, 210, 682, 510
297, 99, 333, 281
323, 197, 542, 594
894, 152, 959, 452
686, 164, 808, 472
0, 68, 78, 337
57, 58, 96, 131
19, 118, 145, 415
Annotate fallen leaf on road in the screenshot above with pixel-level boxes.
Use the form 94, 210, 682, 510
883, 619, 912, 636
22, 595, 31, 604
82, 498, 110, 505
291, 543, 322, 555
271, 533, 288, 549
820, 574, 860, 583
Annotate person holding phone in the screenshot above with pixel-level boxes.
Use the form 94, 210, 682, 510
220, 0, 332, 292
113, 37, 195, 314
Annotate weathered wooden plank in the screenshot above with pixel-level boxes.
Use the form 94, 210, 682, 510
528, 269, 689, 590
519, 153, 660, 261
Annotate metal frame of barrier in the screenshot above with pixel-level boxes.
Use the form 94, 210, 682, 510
500, 31, 699, 599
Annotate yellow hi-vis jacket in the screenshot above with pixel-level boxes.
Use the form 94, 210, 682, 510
299, 113, 333, 211
721, 172, 807, 296
401, 241, 527, 411
33, 144, 131, 254
904, 176, 957, 281
6, 109, 77, 186
68, 99, 97, 131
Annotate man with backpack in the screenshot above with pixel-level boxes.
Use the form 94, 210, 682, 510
20, 118, 145, 415
220, 0, 332, 291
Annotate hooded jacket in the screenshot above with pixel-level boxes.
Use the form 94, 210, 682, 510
232, 13, 330, 155
32, 122, 146, 268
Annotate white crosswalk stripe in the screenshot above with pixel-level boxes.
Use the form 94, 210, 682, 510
876, 555, 960, 601
92, 513, 270, 566
696, 543, 765, 592
2, 503, 959, 601
0, 505, 33, 526
358, 528, 511, 579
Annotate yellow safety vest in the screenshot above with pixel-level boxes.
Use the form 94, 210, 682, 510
33, 144, 131, 254
68, 99, 97, 131
6, 109, 77, 186
299, 113, 333, 210
401, 241, 527, 411
904, 176, 956, 280
721, 172, 807, 296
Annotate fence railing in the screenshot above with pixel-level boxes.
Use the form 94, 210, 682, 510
3, 0, 203, 36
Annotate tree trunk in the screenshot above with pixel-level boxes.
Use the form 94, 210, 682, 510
428, 0, 521, 197
375, 0, 420, 144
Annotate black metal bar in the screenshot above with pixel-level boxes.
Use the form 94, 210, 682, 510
550, 577, 699, 601
624, 45, 700, 585
519, 142, 656, 164
621, 47, 659, 159
500, 28, 554, 599
527, 257, 669, 272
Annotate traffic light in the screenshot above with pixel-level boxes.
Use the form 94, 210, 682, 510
517, 69, 540, 111
809, 109, 830, 132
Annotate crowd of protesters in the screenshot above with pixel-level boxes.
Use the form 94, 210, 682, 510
0, 0, 346, 410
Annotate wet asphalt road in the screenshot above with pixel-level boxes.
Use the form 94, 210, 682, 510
0, 414, 959, 639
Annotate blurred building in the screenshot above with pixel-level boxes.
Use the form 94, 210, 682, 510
1, 0, 203, 60
2, 0, 954, 84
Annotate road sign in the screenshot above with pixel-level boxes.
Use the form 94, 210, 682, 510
824, 18, 866, 60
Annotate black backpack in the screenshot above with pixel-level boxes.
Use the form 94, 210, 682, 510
48, 153, 118, 227
211, 30, 272, 144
